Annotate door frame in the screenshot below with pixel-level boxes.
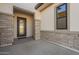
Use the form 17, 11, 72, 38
17, 17, 26, 37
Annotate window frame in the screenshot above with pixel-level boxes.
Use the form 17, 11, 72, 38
56, 3, 67, 30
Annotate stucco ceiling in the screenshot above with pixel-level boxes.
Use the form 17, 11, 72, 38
13, 3, 37, 13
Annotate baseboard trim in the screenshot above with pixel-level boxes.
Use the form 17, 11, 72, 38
0, 43, 12, 47
46, 40, 79, 53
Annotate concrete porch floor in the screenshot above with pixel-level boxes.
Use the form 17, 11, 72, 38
0, 38, 79, 55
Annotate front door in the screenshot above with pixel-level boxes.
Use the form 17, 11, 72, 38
17, 17, 26, 37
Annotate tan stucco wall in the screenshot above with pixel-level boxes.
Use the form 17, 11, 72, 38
70, 3, 79, 31
40, 3, 79, 32
0, 3, 13, 15
40, 4, 59, 31
14, 12, 33, 38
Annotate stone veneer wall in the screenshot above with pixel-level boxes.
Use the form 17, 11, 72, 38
0, 13, 14, 47
35, 20, 40, 40
41, 31, 79, 50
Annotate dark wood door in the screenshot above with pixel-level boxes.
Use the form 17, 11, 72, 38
17, 17, 26, 37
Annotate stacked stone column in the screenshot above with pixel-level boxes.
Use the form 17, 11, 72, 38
0, 13, 14, 47
35, 20, 40, 40
34, 11, 41, 40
